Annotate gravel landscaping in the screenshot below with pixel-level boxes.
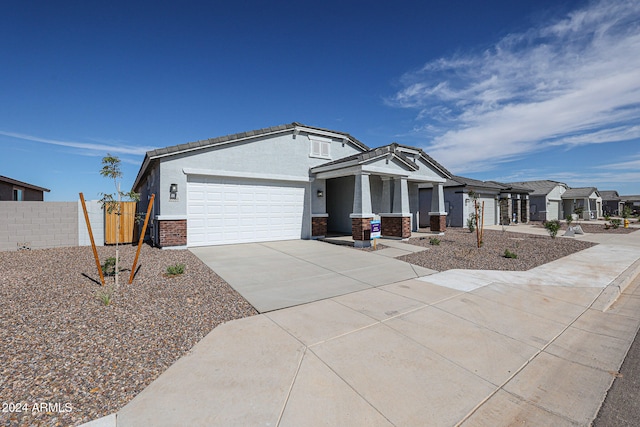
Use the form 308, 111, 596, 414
0, 244, 257, 427
531, 221, 637, 234
399, 228, 596, 271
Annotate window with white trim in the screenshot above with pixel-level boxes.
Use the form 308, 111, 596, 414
309, 137, 331, 159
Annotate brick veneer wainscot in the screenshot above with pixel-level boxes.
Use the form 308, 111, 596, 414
312, 216, 328, 237
158, 219, 187, 247
430, 215, 447, 233
351, 217, 372, 241
381, 216, 411, 238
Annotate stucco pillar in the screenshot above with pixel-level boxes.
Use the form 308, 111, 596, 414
428, 182, 447, 233
381, 177, 392, 213
350, 173, 373, 248
514, 196, 521, 223
522, 196, 529, 223
392, 177, 410, 215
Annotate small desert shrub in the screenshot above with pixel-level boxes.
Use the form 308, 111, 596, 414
467, 216, 476, 232
166, 263, 186, 276
429, 237, 441, 246
101, 257, 117, 276
604, 214, 611, 221
504, 249, 518, 259
565, 214, 573, 226
610, 218, 622, 229
544, 220, 561, 239
96, 286, 114, 306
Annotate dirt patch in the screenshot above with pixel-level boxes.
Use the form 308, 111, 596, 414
399, 228, 596, 271
531, 221, 637, 234
0, 244, 257, 427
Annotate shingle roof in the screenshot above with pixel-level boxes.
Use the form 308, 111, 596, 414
311, 143, 418, 171
0, 175, 50, 193
507, 180, 567, 196
561, 187, 599, 199
445, 175, 505, 190
487, 181, 532, 193
133, 122, 370, 190
599, 190, 620, 201
143, 122, 368, 159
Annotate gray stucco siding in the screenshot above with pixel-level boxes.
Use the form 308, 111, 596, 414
156, 133, 362, 218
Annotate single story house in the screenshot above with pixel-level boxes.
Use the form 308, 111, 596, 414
622, 195, 640, 214
562, 187, 602, 220
0, 175, 50, 201
600, 190, 624, 216
508, 180, 568, 221
419, 176, 532, 228
132, 123, 452, 248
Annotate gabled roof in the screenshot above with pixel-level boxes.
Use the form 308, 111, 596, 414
0, 175, 50, 193
445, 175, 505, 190
507, 180, 567, 196
599, 190, 621, 201
310, 143, 452, 179
561, 187, 599, 199
133, 122, 370, 190
488, 181, 533, 193
621, 195, 640, 202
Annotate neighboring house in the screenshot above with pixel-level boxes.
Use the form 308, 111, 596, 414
491, 182, 533, 225
508, 180, 568, 221
419, 176, 532, 228
132, 123, 452, 248
600, 190, 624, 216
622, 195, 640, 214
0, 175, 50, 201
562, 187, 602, 220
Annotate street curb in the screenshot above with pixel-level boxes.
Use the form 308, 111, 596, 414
592, 257, 640, 312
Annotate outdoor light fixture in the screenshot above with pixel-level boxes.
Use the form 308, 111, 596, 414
169, 183, 178, 200
317, 190, 324, 197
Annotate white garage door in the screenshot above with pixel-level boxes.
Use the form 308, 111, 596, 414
477, 197, 496, 226
187, 176, 305, 246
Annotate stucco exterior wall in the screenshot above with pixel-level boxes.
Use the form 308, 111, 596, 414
157, 132, 363, 218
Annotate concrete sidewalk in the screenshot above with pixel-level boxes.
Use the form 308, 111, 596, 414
86, 230, 640, 427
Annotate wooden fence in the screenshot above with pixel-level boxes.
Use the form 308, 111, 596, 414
105, 201, 137, 244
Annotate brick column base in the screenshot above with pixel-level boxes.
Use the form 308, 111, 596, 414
430, 215, 447, 233
158, 220, 187, 247
351, 217, 372, 248
381, 216, 411, 238
312, 216, 328, 237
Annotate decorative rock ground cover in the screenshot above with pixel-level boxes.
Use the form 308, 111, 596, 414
0, 245, 257, 427
400, 228, 596, 271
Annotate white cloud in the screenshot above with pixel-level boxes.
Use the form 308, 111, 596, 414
388, 0, 640, 172
0, 130, 154, 156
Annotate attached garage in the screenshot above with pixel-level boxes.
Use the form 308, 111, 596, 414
187, 176, 306, 246
547, 200, 561, 220
477, 196, 496, 226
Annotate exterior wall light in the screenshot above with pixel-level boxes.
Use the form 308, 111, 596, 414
317, 190, 324, 198
170, 183, 178, 200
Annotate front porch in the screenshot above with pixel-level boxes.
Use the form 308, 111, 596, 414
309, 144, 452, 248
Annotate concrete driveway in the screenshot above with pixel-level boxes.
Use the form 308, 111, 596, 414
190, 239, 435, 312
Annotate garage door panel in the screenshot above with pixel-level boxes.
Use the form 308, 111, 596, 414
187, 177, 305, 246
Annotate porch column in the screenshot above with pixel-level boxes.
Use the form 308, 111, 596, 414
522, 196, 529, 223
350, 173, 373, 248
514, 195, 521, 223
428, 182, 447, 233
382, 177, 411, 239
381, 177, 392, 213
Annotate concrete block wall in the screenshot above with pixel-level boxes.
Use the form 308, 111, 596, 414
0, 200, 105, 251
78, 200, 105, 247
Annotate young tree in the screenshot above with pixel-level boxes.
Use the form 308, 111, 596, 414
99, 154, 140, 287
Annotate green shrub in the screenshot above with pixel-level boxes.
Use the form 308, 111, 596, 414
429, 237, 441, 246
604, 214, 611, 221
101, 257, 117, 276
565, 214, 573, 226
166, 263, 186, 276
504, 249, 518, 259
622, 206, 632, 219
544, 220, 561, 238
610, 218, 622, 229
96, 286, 114, 306
467, 216, 476, 232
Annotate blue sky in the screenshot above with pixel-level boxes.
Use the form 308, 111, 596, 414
1, 0, 639, 201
